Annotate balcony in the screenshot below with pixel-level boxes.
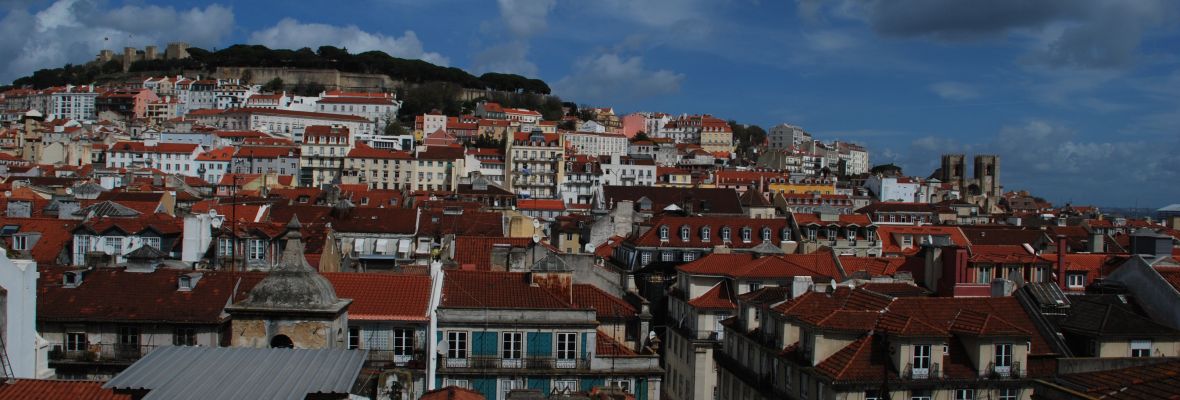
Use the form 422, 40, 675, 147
903, 362, 940, 380
49, 343, 159, 365
365, 350, 426, 369
987, 361, 1023, 379
438, 356, 589, 372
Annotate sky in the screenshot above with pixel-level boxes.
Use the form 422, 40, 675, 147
1, 0, 1179, 208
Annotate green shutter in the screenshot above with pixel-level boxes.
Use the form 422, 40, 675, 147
581, 332, 590, 359
473, 331, 498, 356
527, 377, 549, 391
638, 378, 648, 400
579, 377, 604, 392
474, 378, 496, 400
528, 332, 552, 357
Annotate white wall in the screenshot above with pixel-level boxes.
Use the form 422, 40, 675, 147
0, 256, 53, 378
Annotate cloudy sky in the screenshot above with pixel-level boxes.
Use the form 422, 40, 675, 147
2, 0, 1179, 207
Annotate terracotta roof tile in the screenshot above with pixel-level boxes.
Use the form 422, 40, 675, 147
595, 330, 638, 356
0, 379, 129, 400
687, 282, 736, 310
573, 284, 637, 319
441, 270, 578, 309
38, 268, 264, 324
323, 273, 431, 321
451, 236, 533, 270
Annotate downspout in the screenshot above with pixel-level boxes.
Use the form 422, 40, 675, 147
426, 260, 445, 390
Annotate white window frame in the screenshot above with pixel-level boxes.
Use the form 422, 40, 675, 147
605, 378, 633, 393
994, 343, 1012, 376
393, 328, 413, 363
446, 331, 468, 367
680, 226, 690, 242
701, 227, 711, 241
1067, 273, 1085, 288
248, 239, 266, 260
11, 235, 28, 251
66, 332, 87, 351
954, 389, 974, 400
553, 379, 578, 394
556, 332, 577, 369
998, 389, 1019, 400
1131, 339, 1152, 357
502, 331, 524, 368
912, 344, 931, 378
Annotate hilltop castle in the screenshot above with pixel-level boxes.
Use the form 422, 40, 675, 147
95, 42, 190, 72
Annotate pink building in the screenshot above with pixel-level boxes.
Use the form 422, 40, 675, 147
621, 112, 646, 138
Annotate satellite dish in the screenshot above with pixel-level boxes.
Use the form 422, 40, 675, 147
65, 188, 73, 195
532, 234, 542, 243
532, 219, 541, 229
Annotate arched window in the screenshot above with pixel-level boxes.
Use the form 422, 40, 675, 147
659, 226, 669, 241
680, 226, 690, 242
270, 335, 294, 348
720, 227, 732, 242
761, 227, 772, 242
701, 227, 712, 242
782, 228, 792, 241
741, 227, 752, 242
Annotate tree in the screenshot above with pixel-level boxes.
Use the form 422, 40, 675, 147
262, 77, 284, 92
631, 131, 651, 142
558, 120, 576, 131
384, 121, 408, 136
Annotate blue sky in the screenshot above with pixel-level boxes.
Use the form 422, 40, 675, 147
2, 0, 1179, 208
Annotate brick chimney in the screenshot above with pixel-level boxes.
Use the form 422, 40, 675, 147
1055, 235, 1067, 289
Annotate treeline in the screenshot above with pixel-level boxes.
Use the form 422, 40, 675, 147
396, 83, 565, 124
9, 44, 553, 95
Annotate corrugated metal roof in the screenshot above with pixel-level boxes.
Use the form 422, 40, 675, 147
103, 346, 368, 400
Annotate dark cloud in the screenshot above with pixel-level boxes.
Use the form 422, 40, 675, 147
861, 0, 1084, 40
831, 0, 1177, 70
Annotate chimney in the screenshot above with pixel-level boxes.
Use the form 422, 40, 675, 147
1055, 235, 1067, 289
1089, 231, 1104, 253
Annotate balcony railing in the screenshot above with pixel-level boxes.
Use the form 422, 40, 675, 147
365, 350, 426, 369
49, 343, 159, 364
987, 361, 1023, 379
439, 356, 589, 371
903, 362, 940, 380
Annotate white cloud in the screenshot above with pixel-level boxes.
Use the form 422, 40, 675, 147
471, 41, 538, 77
249, 18, 449, 66
496, 0, 555, 37
929, 81, 980, 101
554, 53, 684, 102
1, 0, 234, 82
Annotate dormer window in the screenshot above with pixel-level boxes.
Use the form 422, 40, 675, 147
901, 235, 913, 248
680, 226, 690, 242
761, 227, 771, 242
782, 228, 791, 241
741, 227, 752, 243
701, 227, 711, 242
63, 270, 86, 288
720, 227, 732, 242
658, 226, 669, 241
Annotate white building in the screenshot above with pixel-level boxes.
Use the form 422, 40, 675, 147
0, 255, 53, 379
105, 141, 202, 176
600, 155, 656, 187
48, 85, 99, 122
768, 123, 811, 150
421, 113, 447, 135
195, 147, 235, 184
316, 92, 401, 129
565, 131, 628, 157
206, 108, 375, 142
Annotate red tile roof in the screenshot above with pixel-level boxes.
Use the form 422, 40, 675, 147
0, 218, 77, 265
968, 244, 1041, 263
38, 268, 264, 324
0, 379, 130, 400
632, 215, 792, 249
195, 147, 235, 161
792, 213, 873, 227
573, 284, 637, 319
1053, 360, 1180, 400
347, 142, 412, 159
679, 252, 842, 280
595, 330, 638, 356
225, 108, 371, 122
876, 225, 969, 256
441, 270, 580, 310
451, 236, 533, 270
516, 198, 566, 211
323, 273, 431, 321
420, 386, 486, 400
687, 282, 736, 310
838, 256, 909, 277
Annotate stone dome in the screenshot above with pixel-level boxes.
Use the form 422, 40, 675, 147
239, 216, 340, 310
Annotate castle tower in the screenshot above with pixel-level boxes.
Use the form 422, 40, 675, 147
145, 45, 158, 61
940, 154, 966, 189
973, 155, 1000, 197
226, 216, 351, 349
122, 47, 136, 71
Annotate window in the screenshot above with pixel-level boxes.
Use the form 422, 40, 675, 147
994, 343, 1013, 377
1131, 340, 1152, 357
640, 252, 651, 265
12, 235, 27, 251
683, 252, 696, 262
218, 237, 234, 257
348, 327, 360, 350
807, 228, 817, 240
977, 265, 993, 284
556, 332, 577, 368
680, 226, 690, 241
912, 344, 931, 378
553, 379, 578, 394
173, 327, 197, 346
954, 389, 975, 400
446, 331, 468, 366
911, 390, 932, 400
782, 228, 791, 240
998, 389, 1019, 400
747, 282, 762, 292
502, 331, 524, 368
761, 227, 771, 241
659, 226, 669, 241
66, 332, 87, 351
117, 326, 140, 356
500, 378, 523, 400
248, 239, 266, 260
606, 378, 632, 393
393, 329, 414, 360
901, 234, 913, 247
1067, 273, 1086, 288
701, 227, 711, 241
741, 227, 752, 242
144, 237, 161, 250
662, 252, 674, 262
721, 227, 731, 242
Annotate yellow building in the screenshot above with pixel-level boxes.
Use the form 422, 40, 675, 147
768, 176, 837, 195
